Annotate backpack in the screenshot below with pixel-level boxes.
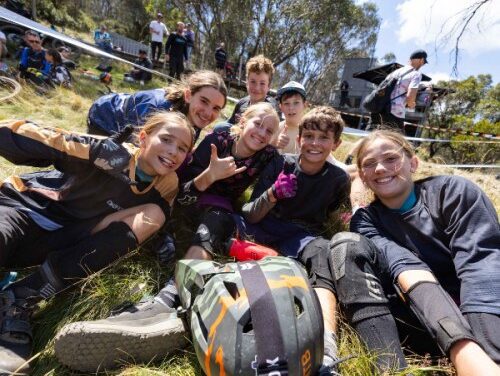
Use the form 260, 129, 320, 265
362, 67, 414, 113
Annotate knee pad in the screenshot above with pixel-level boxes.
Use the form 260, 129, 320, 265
329, 232, 378, 282
192, 210, 236, 255
329, 232, 389, 323
405, 281, 476, 355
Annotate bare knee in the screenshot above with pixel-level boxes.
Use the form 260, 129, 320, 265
130, 204, 165, 243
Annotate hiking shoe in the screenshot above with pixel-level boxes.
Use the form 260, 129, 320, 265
0, 290, 33, 375
54, 299, 189, 372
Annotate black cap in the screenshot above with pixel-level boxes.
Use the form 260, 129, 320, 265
138, 49, 147, 54
410, 49, 428, 64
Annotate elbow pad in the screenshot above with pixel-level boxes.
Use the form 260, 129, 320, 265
405, 281, 476, 355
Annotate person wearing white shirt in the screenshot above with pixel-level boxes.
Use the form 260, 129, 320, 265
150, 12, 169, 63
371, 49, 427, 137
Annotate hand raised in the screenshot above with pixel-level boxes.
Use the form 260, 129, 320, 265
271, 161, 297, 200
207, 144, 247, 182
276, 124, 290, 149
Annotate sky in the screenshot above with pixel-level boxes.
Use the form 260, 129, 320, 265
357, 0, 500, 84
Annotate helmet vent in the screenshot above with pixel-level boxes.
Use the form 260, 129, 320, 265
223, 281, 240, 300
196, 310, 209, 340
294, 296, 304, 317
243, 317, 253, 333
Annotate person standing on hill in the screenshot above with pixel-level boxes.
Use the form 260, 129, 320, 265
214, 42, 227, 78
165, 22, 188, 80
149, 13, 169, 64
184, 23, 195, 69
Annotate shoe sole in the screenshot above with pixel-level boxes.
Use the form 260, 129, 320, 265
54, 317, 189, 372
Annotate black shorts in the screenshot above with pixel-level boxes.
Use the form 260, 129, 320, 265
298, 237, 335, 294
0, 195, 97, 267
174, 205, 236, 257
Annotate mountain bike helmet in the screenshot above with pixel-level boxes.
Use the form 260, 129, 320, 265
176, 256, 324, 376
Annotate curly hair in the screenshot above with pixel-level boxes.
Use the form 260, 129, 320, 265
245, 55, 275, 83
299, 106, 344, 142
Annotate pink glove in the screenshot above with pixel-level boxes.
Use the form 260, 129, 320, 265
271, 171, 298, 200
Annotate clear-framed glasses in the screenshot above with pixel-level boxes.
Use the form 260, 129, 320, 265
361, 152, 404, 172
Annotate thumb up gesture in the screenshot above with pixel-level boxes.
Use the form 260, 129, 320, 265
207, 144, 247, 182
271, 160, 297, 200
276, 124, 290, 150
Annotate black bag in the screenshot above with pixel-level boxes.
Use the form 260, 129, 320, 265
362, 67, 413, 113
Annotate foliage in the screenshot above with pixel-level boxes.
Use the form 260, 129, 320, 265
169, 0, 380, 101
426, 74, 500, 165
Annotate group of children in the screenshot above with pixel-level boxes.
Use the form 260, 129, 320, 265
0, 53, 498, 376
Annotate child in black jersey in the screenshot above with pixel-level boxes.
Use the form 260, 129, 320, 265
235, 106, 358, 374
341, 130, 500, 374
0, 112, 194, 373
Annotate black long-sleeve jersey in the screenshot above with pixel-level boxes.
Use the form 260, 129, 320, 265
350, 175, 500, 314
0, 120, 178, 226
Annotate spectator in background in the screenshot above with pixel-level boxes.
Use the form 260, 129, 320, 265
150, 12, 169, 64
45, 48, 72, 88
94, 25, 113, 68
184, 23, 195, 70
214, 42, 227, 79
165, 22, 188, 80
18, 30, 51, 86
94, 25, 112, 53
339, 80, 350, 107
124, 49, 153, 85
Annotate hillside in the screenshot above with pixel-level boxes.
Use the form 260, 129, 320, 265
0, 54, 498, 375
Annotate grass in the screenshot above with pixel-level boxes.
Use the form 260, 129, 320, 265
1, 53, 496, 375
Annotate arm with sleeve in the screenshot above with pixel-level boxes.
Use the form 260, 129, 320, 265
350, 208, 432, 283
437, 177, 500, 314
18, 47, 29, 71
241, 154, 283, 223
0, 120, 96, 167
228, 99, 244, 124
175, 132, 217, 206
165, 34, 174, 55
405, 71, 422, 109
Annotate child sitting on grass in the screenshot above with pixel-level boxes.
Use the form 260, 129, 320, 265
234, 107, 372, 374
0, 112, 194, 373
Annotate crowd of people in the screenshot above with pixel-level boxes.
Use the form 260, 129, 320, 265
0, 11, 498, 376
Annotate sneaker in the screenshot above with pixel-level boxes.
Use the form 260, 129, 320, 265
54, 299, 189, 372
0, 289, 33, 375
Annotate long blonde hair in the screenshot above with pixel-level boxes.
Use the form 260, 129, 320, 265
166, 70, 227, 115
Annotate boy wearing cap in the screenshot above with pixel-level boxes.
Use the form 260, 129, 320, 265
150, 13, 169, 63
371, 49, 428, 137
228, 55, 280, 124
275, 81, 349, 171
275, 81, 308, 154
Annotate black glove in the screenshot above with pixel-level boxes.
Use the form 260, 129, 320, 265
89, 125, 137, 185
156, 233, 176, 265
